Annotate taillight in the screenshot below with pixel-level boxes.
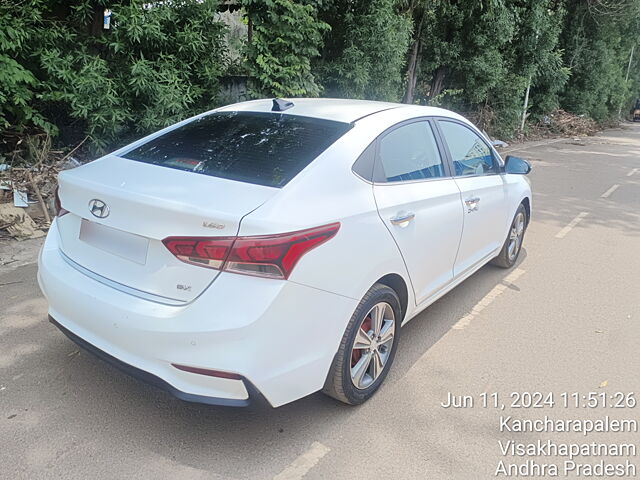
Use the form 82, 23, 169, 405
162, 237, 235, 269
162, 223, 340, 280
54, 187, 69, 217
225, 223, 340, 279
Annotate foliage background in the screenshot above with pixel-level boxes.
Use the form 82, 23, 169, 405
1, 0, 640, 155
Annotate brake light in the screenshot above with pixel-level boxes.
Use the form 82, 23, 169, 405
162, 237, 234, 269
162, 223, 340, 280
54, 187, 69, 217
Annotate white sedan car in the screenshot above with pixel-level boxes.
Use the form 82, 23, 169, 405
38, 98, 532, 407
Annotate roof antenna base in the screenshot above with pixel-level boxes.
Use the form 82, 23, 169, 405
272, 98, 294, 112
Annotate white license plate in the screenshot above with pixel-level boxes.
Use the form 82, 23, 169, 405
79, 219, 149, 265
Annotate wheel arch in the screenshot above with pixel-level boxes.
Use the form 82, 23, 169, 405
521, 196, 531, 225
375, 273, 409, 322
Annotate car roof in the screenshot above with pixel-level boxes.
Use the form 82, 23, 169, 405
216, 98, 410, 123
216, 98, 470, 125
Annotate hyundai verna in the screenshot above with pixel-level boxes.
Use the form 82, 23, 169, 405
38, 98, 532, 407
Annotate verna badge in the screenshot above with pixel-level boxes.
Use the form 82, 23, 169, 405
88, 199, 110, 219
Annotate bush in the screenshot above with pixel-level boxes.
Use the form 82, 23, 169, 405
316, 0, 412, 101
3, 0, 640, 155
2, 0, 228, 152
243, 0, 328, 97
0, 1, 53, 136
559, 0, 637, 123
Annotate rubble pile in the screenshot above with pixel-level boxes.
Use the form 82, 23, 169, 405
536, 109, 599, 137
0, 134, 85, 240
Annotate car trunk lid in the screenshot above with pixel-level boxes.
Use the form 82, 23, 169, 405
56, 155, 277, 302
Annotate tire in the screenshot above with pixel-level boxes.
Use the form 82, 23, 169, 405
491, 203, 527, 268
322, 283, 401, 405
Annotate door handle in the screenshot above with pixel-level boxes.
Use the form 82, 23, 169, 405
390, 212, 415, 225
464, 197, 481, 212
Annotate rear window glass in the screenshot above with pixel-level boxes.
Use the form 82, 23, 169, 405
123, 111, 352, 187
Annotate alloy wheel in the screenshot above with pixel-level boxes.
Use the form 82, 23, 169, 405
350, 302, 395, 390
507, 212, 525, 262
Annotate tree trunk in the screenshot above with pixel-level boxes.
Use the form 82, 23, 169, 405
402, 38, 421, 104
402, 11, 424, 104
520, 75, 532, 132
90, 7, 104, 36
429, 67, 446, 100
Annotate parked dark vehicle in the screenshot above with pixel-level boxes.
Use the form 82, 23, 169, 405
631, 99, 640, 122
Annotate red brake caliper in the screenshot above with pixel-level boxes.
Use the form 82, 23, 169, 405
351, 315, 372, 367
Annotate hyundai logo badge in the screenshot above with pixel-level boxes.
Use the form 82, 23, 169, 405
88, 199, 110, 219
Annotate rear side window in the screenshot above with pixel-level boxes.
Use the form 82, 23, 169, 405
124, 112, 352, 188
378, 121, 445, 182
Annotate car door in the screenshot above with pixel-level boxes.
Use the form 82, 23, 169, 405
435, 119, 510, 277
372, 119, 464, 305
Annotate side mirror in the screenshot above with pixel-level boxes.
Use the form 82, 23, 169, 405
504, 155, 531, 175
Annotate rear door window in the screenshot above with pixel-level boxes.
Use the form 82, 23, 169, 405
124, 112, 352, 188
377, 121, 445, 182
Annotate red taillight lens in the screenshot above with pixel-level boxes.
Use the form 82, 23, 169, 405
162, 237, 235, 269
54, 187, 69, 217
225, 223, 340, 279
162, 223, 340, 280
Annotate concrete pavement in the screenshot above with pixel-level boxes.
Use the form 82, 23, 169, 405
1, 124, 639, 479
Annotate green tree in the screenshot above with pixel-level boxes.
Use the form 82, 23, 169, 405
559, 0, 640, 121
410, 0, 567, 137
4, 0, 640, 156
242, 0, 328, 97
0, 1, 53, 135
316, 0, 413, 101
2, 0, 228, 151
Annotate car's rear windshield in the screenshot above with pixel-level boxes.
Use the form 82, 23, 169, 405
123, 111, 353, 188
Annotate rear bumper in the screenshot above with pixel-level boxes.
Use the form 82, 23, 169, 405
49, 315, 262, 407
38, 220, 358, 407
